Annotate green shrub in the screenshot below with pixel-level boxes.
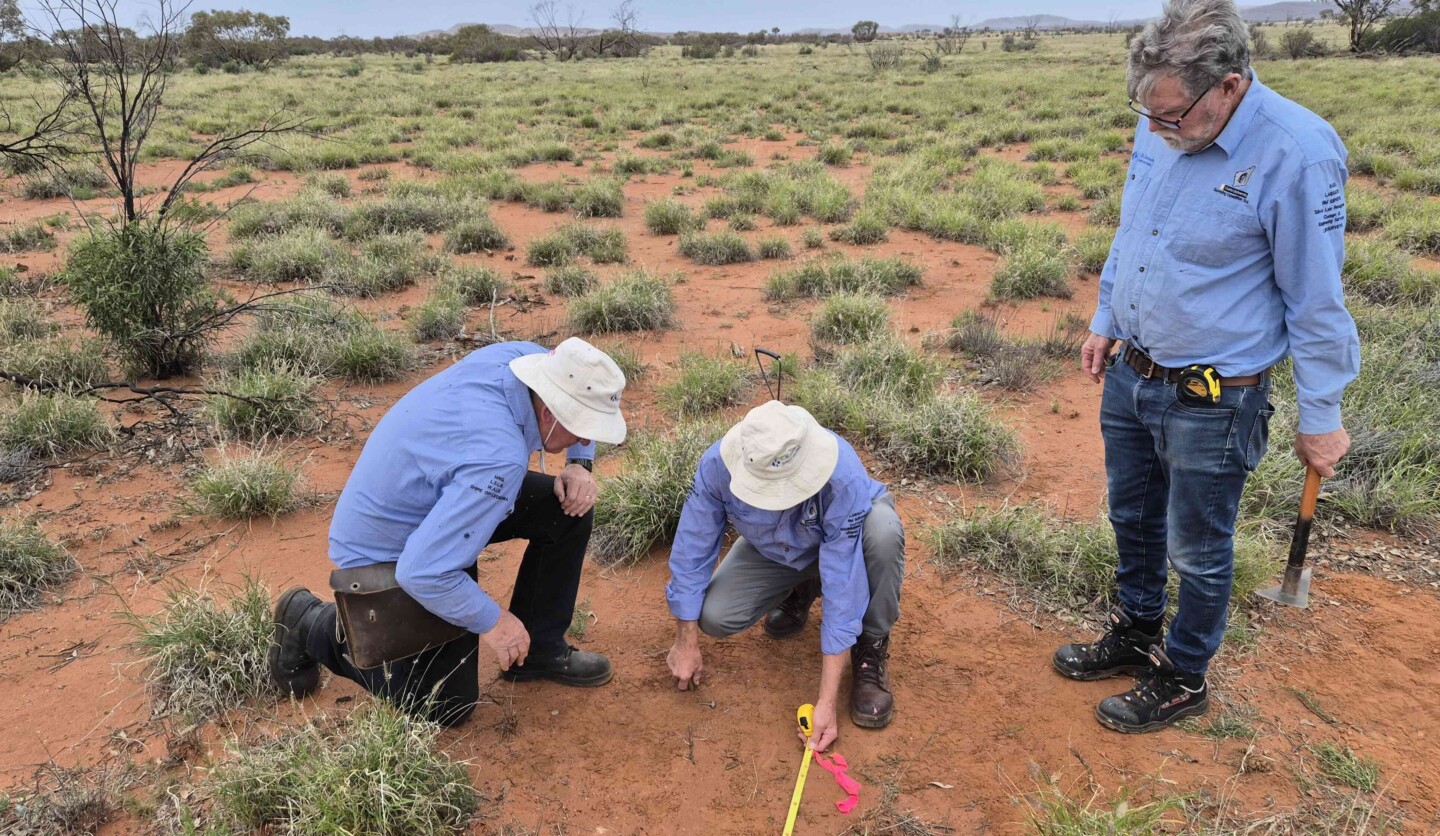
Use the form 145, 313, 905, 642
544, 265, 599, 297
65, 223, 220, 378
206, 363, 322, 440
678, 231, 755, 265
443, 216, 510, 253
811, 293, 890, 345
659, 353, 751, 417
440, 264, 510, 305
766, 255, 922, 300
229, 227, 351, 284
127, 578, 274, 721
0, 391, 112, 458
991, 243, 1072, 301
210, 703, 479, 833
572, 178, 625, 218
591, 421, 727, 564
191, 449, 305, 518
0, 521, 77, 619
645, 199, 705, 235
568, 270, 678, 333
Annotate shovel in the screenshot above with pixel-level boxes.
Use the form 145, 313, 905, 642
1256, 465, 1321, 608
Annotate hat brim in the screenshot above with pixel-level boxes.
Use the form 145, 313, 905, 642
510, 353, 627, 445
719, 414, 839, 511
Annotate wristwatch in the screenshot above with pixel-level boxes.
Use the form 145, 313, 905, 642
566, 458, 594, 472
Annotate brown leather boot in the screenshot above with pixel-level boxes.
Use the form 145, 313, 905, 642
763, 577, 821, 640
850, 633, 894, 728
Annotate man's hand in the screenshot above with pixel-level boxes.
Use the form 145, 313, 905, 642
667, 621, 703, 690
1081, 333, 1117, 383
480, 609, 530, 669
1294, 427, 1350, 477
554, 463, 597, 517
804, 699, 839, 753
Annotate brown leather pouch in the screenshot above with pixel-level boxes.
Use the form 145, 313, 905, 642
329, 563, 468, 670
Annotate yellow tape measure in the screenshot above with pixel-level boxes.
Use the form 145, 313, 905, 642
783, 704, 815, 836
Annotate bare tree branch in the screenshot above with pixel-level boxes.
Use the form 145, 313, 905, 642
528, 0, 583, 61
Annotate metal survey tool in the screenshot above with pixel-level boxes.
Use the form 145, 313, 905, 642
1256, 465, 1321, 608
782, 703, 815, 836
755, 347, 783, 401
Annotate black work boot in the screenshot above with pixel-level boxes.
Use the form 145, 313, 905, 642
1095, 646, 1208, 734
1052, 606, 1163, 681
269, 587, 327, 698
850, 634, 894, 728
501, 644, 613, 687
764, 577, 822, 640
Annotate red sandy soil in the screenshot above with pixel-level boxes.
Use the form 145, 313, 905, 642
2, 138, 1438, 834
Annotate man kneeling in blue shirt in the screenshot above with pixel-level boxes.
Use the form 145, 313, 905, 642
665, 401, 904, 752
268, 338, 628, 727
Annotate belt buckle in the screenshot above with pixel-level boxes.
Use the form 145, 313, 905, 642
1140, 354, 1158, 379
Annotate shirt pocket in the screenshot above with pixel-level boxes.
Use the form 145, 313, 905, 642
1119, 174, 1153, 233
1170, 203, 1261, 268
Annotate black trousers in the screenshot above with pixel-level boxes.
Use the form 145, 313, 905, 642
307, 471, 592, 727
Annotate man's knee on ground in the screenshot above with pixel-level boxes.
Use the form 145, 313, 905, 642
697, 601, 746, 639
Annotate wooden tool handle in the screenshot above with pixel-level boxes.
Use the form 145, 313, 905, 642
1285, 465, 1322, 571
1298, 465, 1321, 521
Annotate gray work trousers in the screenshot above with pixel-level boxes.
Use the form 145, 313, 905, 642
697, 494, 904, 641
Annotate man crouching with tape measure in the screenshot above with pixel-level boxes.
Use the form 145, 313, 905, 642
268, 338, 627, 727
1056, 0, 1359, 733
664, 400, 905, 751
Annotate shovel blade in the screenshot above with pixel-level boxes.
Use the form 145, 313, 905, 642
1256, 567, 1312, 609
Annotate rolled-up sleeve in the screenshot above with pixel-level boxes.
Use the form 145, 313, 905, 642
816, 480, 871, 655
394, 460, 523, 635
665, 457, 728, 621
1265, 158, 1360, 435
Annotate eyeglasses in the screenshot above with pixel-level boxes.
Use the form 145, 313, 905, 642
1128, 84, 1213, 131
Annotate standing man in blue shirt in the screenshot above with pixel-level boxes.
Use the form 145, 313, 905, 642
1054, 0, 1359, 733
268, 338, 627, 727
664, 401, 905, 751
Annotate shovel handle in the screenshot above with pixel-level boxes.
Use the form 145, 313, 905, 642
1285, 466, 1322, 571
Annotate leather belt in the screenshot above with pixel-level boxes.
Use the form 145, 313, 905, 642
1119, 344, 1265, 387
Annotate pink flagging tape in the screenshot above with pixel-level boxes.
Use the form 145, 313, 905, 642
812, 752, 861, 814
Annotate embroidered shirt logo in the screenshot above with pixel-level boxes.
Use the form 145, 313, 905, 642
1234, 166, 1255, 187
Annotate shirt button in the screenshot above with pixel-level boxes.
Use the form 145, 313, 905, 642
1139, 266, 1146, 273
1130, 304, 1137, 309
1151, 229, 1159, 235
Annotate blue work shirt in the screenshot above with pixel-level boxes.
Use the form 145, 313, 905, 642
328, 341, 594, 635
665, 436, 888, 655
1091, 75, 1360, 435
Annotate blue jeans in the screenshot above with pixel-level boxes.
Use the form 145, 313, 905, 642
1100, 352, 1274, 676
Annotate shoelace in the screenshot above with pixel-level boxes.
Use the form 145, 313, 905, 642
1122, 670, 1170, 706
854, 644, 887, 685
1081, 626, 1125, 662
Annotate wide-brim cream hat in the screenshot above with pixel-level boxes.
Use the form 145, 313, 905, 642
720, 400, 839, 511
509, 337, 627, 444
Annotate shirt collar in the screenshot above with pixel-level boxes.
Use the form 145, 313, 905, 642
1208, 71, 1265, 158
503, 368, 543, 451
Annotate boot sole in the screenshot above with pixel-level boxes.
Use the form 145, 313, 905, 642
269, 586, 320, 698
1052, 659, 1150, 682
1094, 698, 1209, 734
851, 705, 894, 729
500, 667, 614, 688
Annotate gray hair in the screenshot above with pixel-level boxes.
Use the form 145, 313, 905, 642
1127, 0, 1251, 101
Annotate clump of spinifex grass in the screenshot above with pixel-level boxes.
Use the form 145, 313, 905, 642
0, 521, 77, 620
572, 177, 625, 218
678, 231, 755, 265
658, 353, 751, 418
831, 334, 942, 400
811, 293, 891, 345
644, 198, 705, 235
229, 226, 352, 284
764, 255, 922, 300
0, 298, 53, 345
591, 420, 727, 565
443, 215, 510, 253
878, 391, 1021, 481
0, 222, 57, 254
411, 286, 466, 341
923, 505, 1278, 617
1312, 743, 1382, 792
0, 336, 110, 390
757, 236, 793, 260
544, 265, 599, 297
0, 391, 112, 458
207, 703, 481, 833
827, 211, 890, 245
439, 264, 511, 305
206, 362, 323, 441
991, 242, 1073, 301
1024, 784, 1186, 835
1343, 239, 1439, 305
568, 269, 678, 333
190, 449, 306, 519
230, 294, 413, 383
1073, 229, 1115, 275
333, 232, 446, 297
127, 577, 275, 720
527, 223, 629, 266
944, 310, 1084, 393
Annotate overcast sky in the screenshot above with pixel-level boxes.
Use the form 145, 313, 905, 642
74, 0, 1171, 39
